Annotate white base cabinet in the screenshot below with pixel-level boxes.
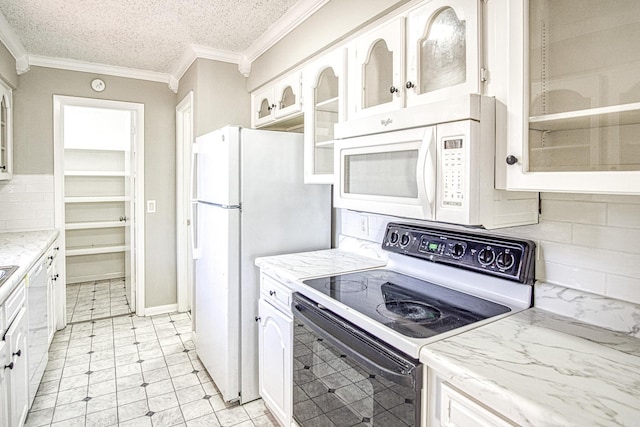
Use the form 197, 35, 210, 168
0, 340, 9, 427
3, 282, 29, 427
258, 273, 293, 427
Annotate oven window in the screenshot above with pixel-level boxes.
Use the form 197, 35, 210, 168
344, 150, 419, 198
293, 321, 417, 426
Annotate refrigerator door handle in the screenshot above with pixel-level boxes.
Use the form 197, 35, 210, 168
191, 144, 200, 260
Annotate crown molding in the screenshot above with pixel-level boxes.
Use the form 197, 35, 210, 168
28, 55, 177, 92
242, 0, 330, 65
173, 0, 329, 79
172, 44, 243, 81
1, 0, 330, 90
0, 10, 29, 76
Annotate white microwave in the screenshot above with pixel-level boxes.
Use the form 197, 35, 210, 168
333, 96, 539, 229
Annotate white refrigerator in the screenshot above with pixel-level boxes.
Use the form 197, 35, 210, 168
193, 126, 331, 404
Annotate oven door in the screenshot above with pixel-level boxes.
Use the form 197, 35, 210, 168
334, 126, 436, 220
292, 293, 421, 427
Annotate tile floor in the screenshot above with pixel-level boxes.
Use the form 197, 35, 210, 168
25, 311, 279, 427
66, 279, 133, 323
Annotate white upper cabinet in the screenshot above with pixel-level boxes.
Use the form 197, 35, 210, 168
0, 79, 13, 181
303, 48, 346, 184
251, 72, 303, 128
505, 0, 640, 194
347, 0, 482, 121
349, 17, 405, 119
405, 0, 481, 107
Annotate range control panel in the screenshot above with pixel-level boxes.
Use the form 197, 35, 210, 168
382, 223, 535, 284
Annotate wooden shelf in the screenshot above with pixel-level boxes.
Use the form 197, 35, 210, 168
65, 196, 129, 203
529, 102, 640, 132
65, 221, 125, 230
65, 171, 128, 177
64, 147, 127, 153
66, 245, 126, 256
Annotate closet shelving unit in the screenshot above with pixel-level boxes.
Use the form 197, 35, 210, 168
64, 147, 129, 284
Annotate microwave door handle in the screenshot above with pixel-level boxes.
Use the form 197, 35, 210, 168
417, 126, 436, 219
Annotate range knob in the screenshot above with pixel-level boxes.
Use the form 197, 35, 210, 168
496, 251, 515, 270
477, 248, 495, 266
399, 233, 411, 248
389, 230, 399, 245
451, 243, 465, 259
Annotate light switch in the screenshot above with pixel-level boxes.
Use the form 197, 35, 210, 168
147, 200, 156, 213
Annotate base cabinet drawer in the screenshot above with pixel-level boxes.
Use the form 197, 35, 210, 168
440, 382, 514, 427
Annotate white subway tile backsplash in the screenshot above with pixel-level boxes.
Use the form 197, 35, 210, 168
542, 261, 606, 295
0, 175, 55, 231
608, 203, 640, 229
605, 275, 640, 305
540, 199, 607, 224
499, 220, 572, 244
542, 241, 640, 278
572, 224, 640, 254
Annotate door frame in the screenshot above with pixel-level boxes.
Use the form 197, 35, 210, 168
176, 91, 194, 313
53, 95, 146, 327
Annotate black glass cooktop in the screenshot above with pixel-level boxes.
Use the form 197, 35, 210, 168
302, 269, 510, 339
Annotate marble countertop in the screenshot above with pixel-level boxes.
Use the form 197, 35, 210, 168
0, 229, 59, 304
421, 308, 640, 426
255, 247, 387, 285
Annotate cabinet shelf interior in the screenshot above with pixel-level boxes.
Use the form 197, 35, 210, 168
529, 102, 640, 132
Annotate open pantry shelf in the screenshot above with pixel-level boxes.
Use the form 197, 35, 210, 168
66, 245, 126, 257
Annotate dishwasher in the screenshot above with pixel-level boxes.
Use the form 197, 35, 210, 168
27, 254, 49, 406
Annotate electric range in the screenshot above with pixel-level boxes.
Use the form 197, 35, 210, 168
291, 223, 535, 426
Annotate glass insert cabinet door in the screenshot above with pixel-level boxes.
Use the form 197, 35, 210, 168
350, 18, 404, 119
304, 48, 345, 184
406, 0, 481, 107
0, 80, 12, 180
506, 0, 640, 194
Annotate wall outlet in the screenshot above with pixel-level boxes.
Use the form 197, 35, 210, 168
147, 200, 156, 213
359, 215, 369, 236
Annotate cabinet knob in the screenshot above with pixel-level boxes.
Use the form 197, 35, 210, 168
389, 85, 399, 94
269, 290, 276, 296
506, 155, 519, 165
405, 81, 415, 89
0, 165, 6, 171
13, 350, 21, 357
254, 316, 261, 322
119, 216, 128, 222
4, 362, 13, 370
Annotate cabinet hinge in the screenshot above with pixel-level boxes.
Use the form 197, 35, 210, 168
480, 67, 488, 83
131, 125, 136, 135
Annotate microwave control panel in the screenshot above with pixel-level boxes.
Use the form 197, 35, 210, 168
441, 137, 465, 207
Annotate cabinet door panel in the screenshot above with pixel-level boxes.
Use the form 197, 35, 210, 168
258, 299, 292, 426
504, 0, 640, 194
251, 86, 275, 128
274, 72, 303, 119
5, 307, 29, 427
0, 80, 13, 181
406, 0, 481, 107
303, 48, 346, 184
349, 18, 405, 119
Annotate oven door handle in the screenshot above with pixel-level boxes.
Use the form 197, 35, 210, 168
294, 300, 419, 388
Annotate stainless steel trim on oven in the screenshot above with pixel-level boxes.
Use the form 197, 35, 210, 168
292, 293, 422, 426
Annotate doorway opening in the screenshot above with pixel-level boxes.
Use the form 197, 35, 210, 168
176, 91, 194, 314
53, 96, 145, 328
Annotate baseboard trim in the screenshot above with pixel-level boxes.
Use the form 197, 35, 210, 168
144, 303, 178, 317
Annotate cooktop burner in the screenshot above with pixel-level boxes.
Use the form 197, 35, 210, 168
303, 270, 510, 339
376, 299, 442, 323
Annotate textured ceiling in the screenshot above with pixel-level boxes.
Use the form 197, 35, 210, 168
0, 0, 300, 74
